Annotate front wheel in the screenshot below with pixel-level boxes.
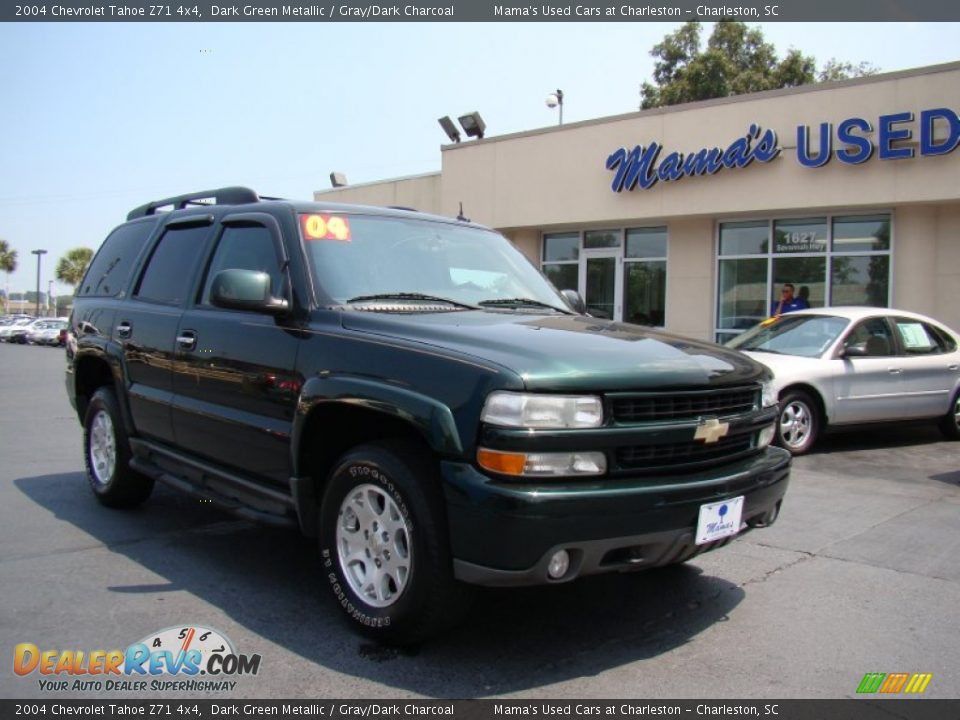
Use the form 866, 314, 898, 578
318, 441, 472, 645
776, 390, 820, 455
939, 389, 960, 440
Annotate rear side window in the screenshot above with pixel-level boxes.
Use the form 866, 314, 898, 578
80, 221, 155, 297
895, 318, 955, 355
135, 225, 212, 305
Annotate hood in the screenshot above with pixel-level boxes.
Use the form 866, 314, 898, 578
741, 350, 823, 390
340, 310, 766, 392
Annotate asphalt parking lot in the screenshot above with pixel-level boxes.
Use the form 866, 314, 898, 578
1, 341, 959, 700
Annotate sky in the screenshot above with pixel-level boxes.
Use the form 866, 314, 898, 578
1, 20, 958, 298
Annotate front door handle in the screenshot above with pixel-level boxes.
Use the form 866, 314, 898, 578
948, 364, 959, 372
177, 332, 197, 351
116, 322, 132, 339
887, 368, 902, 375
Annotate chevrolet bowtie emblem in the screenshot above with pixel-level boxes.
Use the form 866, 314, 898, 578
694, 417, 730, 444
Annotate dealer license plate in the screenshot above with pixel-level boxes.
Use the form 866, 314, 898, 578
695, 496, 744, 545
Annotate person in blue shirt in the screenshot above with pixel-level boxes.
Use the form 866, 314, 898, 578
771, 283, 809, 316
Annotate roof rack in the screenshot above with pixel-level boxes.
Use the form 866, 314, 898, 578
126, 186, 260, 221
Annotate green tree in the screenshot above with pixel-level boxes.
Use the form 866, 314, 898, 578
641, 21, 878, 109
0, 239, 17, 313
55, 247, 94, 289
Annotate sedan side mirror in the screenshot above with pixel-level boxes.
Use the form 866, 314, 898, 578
211, 269, 289, 314
841, 345, 868, 358
561, 289, 586, 314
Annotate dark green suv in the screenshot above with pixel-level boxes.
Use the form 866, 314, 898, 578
66, 187, 790, 644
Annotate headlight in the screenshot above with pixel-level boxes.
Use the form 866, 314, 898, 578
761, 380, 778, 408
481, 391, 603, 429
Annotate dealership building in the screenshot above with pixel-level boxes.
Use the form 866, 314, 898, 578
316, 61, 960, 343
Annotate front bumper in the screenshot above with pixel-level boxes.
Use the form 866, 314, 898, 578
441, 447, 790, 586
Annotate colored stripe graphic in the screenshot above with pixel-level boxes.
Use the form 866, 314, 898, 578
904, 674, 933, 694
857, 673, 885, 694
880, 673, 909, 693
859, 672, 932, 694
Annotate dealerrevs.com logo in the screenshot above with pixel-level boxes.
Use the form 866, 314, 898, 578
14, 625, 261, 693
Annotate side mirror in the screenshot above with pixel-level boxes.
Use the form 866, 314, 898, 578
841, 345, 868, 358
561, 289, 586, 314
210, 269, 289, 314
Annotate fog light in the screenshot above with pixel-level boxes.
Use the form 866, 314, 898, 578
547, 550, 570, 579
758, 424, 776, 449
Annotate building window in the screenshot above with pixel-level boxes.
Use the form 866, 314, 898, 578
716, 213, 892, 343
542, 232, 579, 293
624, 227, 667, 326
541, 227, 669, 326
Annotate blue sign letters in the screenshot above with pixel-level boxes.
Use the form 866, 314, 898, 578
609, 107, 960, 192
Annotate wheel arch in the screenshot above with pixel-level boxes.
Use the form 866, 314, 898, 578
289, 376, 464, 537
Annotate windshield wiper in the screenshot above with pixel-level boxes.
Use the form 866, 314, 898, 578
746, 347, 784, 354
345, 293, 479, 310
478, 298, 569, 313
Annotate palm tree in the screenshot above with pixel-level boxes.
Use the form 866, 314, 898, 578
55, 247, 94, 290
0, 239, 17, 313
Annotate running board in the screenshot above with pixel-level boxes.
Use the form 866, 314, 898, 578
129, 438, 297, 529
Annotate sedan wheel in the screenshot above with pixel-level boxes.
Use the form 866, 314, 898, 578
777, 391, 820, 455
939, 390, 960, 440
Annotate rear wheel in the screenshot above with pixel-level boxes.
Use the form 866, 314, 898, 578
939, 389, 960, 440
83, 387, 154, 507
318, 441, 472, 645
776, 390, 820, 455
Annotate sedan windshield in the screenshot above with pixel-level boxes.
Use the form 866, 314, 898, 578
726, 314, 850, 358
303, 214, 571, 313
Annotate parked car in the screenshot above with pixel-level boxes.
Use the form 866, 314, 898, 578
726, 307, 960, 454
67, 186, 790, 644
27, 319, 69, 346
0, 317, 36, 342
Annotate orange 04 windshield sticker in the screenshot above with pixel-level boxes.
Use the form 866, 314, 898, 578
300, 214, 352, 242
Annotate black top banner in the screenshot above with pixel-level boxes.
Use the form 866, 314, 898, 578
3, 0, 960, 22
3, 700, 960, 720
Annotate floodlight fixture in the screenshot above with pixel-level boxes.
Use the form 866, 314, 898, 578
457, 112, 486, 140
438, 116, 461, 143
330, 172, 348, 188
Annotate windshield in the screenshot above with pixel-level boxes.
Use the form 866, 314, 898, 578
726, 314, 849, 358
302, 213, 570, 313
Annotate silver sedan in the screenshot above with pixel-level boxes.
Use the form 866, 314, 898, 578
726, 307, 960, 454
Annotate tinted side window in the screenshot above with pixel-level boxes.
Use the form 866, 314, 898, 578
201, 225, 282, 305
135, 225, 211, 305
80, 221, 155, 297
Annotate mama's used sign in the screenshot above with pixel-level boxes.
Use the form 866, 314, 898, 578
606, 107, 960, 193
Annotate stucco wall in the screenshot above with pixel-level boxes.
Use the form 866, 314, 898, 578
314, 173, 442, 215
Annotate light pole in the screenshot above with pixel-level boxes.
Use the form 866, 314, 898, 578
546, 89, 564, 125
31, 249, 47, 317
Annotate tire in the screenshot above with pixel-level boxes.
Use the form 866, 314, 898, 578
939, 389, 960, 440
83, 387, 154, 508
776, 390, 820, 455
318, 441, 472, 645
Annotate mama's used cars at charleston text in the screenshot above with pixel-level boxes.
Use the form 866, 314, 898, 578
65, 187, 790, 643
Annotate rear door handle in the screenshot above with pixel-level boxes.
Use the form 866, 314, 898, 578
887, 368, 902, 375
949, 365, 959, 372
177, 332, 197, 351
116, 322, 132, 339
